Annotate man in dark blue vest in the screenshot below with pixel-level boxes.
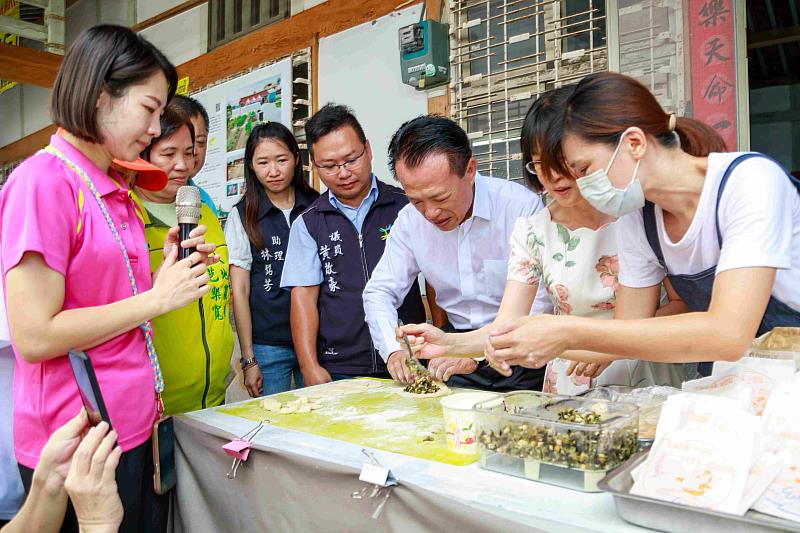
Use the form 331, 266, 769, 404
280, 104, 425, 385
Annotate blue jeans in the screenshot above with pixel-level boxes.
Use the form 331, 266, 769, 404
252, 344, 303, 395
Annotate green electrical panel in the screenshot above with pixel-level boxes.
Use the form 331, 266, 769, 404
399, 19, 450, 90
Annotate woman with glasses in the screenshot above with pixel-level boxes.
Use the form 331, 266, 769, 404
281, 104, 426, 385
485, 72, 800, 378
498, 88, 683, 390
225, 122, 318, 396
402, 88, 682, 392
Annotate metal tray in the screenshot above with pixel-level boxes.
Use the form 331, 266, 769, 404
598, 452, 800, 533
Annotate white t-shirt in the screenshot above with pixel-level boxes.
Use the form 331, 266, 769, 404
280, 208, 292, 226
616, 152, 800, 312
224, 207, 253, 271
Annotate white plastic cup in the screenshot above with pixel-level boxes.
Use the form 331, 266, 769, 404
440, 392, 501, 455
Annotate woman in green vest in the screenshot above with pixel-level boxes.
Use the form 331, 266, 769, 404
132, 106, 234, 415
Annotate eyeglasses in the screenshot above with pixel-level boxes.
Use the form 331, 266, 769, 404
313, 147, 367, 176
524, 160, 541, 179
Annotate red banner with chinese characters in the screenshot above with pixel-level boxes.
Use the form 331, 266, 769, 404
689, 0, 738, 150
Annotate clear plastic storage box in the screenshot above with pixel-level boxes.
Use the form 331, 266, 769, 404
580, 385, 680, 448
474, 391, 639, 492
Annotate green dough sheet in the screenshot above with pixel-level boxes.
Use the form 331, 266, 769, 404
217, 378, 476, 466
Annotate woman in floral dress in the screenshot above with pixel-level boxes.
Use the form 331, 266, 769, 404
399, 87, 683, 392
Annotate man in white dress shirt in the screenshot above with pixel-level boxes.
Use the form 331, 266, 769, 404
363, 116, 553, 391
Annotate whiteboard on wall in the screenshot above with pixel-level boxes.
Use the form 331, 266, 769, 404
191, 59, 293, 216
318, 5, 427, 188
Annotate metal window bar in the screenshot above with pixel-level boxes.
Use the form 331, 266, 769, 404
616, 0, 685, 114
208, 0, 289, 50
453, 45, 603, 88
451, 0, 608, 182
453, 43, 605, 97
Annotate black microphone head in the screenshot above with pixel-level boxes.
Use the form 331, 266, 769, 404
176, 186, 202, 225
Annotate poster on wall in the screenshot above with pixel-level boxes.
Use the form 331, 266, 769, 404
191, 59, 293, 217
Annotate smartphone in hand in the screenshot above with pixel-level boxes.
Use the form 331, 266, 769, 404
68, 350, 112, 428
153, 417, 175, 494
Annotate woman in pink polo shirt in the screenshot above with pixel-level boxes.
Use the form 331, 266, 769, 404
0, 25, 214, 533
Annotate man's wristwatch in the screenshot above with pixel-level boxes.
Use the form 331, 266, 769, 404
240, 356, 257, 370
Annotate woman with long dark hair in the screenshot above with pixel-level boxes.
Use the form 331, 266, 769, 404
225, 122, 318, 396
0, 25, 214, 532
484, 72, 800, 377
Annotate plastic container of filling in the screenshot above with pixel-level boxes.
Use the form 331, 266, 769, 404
474, 391, 638, 492
579, 385, 680, 448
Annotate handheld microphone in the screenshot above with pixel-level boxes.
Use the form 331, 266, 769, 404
176, 186, 202, 261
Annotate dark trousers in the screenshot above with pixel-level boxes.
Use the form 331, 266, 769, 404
330, 372, 392, 381
18, 438, 168, 533
442, 323, 545, 392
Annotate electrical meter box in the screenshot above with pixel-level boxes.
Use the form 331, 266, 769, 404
399, 19, 450, 90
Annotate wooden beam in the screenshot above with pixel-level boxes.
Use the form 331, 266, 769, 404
22, 0, 50, 9
427, 89, 449, 117
177, 0, 422, 91
1, 0, 423, 163
0, 42, 61, 87
0, 14, 46, 41
748, 25, 800, 50
0, 124, 57, 164
130, 0, 207, 32
425, 0, 439, 20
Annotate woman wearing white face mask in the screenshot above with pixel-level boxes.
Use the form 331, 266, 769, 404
484, 72, 800, 378
399, 87, 684, 391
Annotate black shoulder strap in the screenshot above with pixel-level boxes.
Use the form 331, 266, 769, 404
642, 201, 667, 270
644, 153, 796, 269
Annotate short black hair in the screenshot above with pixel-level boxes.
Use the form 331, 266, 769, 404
305, 103, 366, 155
141, 107, 195, 161
520, 86, 575, 192
170, 94, 210, 133
388, 115, 472, 178
51, 24, 177, 144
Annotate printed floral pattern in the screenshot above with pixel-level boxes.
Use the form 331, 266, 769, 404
543, 358, 591, 394
507, 211, 679, 391
549, 284, 573, 315
596, 254, 620, 290
508, 212, 618, 319
513, 255, 541, 285
507, 210, 620, 393
543, 367, 559, 393
591, 301, 616, 311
